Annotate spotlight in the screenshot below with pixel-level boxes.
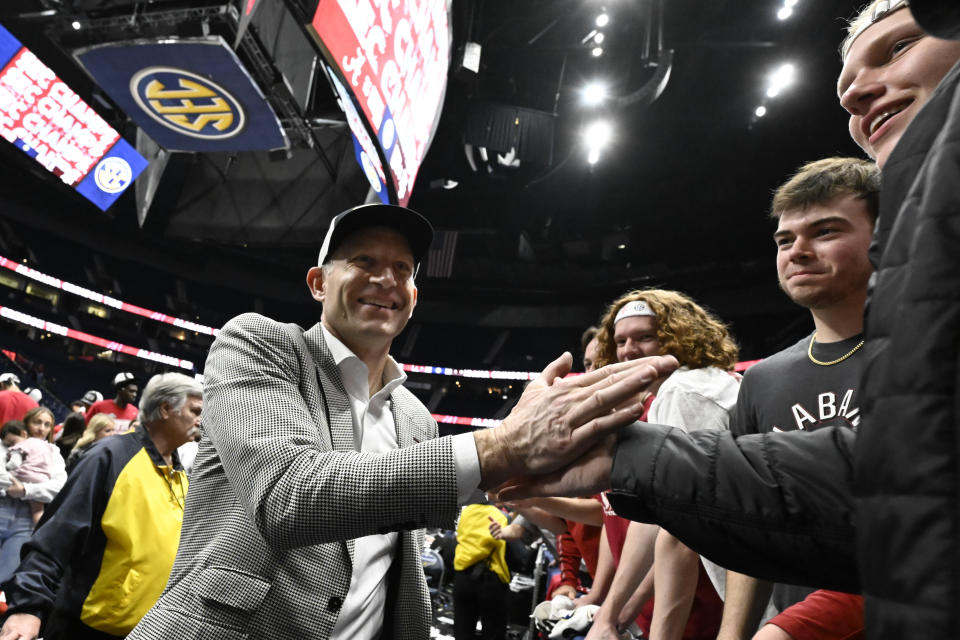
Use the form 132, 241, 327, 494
765, 63, 795, 98
755, 106, 767, 117
596, 13, 610, 28
71, 20, 81, 30
591, 46, 603, 57
773, 63, 795, 83
582, 82, 607, 106
594, 32, 605, 44
777, 7, 792, 20
584, 120, 613, 148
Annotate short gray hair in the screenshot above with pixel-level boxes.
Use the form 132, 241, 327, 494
140, 373, 203, 425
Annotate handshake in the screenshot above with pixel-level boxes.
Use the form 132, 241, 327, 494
473, 352, 678, 500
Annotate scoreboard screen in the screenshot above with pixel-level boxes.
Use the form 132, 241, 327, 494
0, 23, 146, 211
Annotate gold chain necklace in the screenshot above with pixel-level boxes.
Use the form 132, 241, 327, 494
807, 332, 865, 366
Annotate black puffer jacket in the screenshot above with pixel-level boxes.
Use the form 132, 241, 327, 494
854, 58, 960, 639
607, 56, 960, 640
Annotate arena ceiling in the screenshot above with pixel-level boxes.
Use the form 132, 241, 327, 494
0, 0, 869, 354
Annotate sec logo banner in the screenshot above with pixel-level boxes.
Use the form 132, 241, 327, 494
130, 67, 246, 139
93, 156, 133, 194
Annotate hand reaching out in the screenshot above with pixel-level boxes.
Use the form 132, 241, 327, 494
474, 352, 677, 490
488, 516, 523, 540
495, 436, 617, 502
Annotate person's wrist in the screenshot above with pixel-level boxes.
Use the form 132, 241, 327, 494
474, 427, 518, 491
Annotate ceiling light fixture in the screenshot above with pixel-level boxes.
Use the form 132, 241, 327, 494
582, 82, 607, 106
584, 120, 613, 148
591, 46, 603, 57
765, 63, 795, 99
596, 13, 610, 28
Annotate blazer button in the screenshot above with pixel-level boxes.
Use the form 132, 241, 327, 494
328, 596, 343, 612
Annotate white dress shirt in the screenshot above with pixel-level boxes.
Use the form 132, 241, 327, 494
323, 326, 480, 640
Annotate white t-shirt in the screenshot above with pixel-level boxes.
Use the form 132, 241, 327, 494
649, 367, 779, 621
647, 366, 740, 431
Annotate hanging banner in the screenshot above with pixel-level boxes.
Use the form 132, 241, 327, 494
75, 36, 288, 152
0, 23, 147, 211
234, 0, 263, 47
310, 0, 450, 205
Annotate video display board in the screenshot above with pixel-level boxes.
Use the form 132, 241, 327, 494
0, 24, 147, 211
311, 0, 450, 205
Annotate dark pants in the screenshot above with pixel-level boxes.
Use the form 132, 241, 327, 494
453, 565, 509, 640
42, 611, 125, 640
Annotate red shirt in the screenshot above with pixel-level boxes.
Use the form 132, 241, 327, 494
557, 519, 602, 589
85, 399, 138, 430
770, 591, 863, 640
0, 390, 39, 425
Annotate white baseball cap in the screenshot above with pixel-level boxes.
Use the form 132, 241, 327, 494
113, 372, 137, 388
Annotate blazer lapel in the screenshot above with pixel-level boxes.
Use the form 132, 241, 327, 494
391, 401, 414, 449
303, 323, 356, 564
303, 324, 356, 453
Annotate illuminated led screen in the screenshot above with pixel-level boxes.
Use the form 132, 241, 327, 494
311, 0, 450, 205
0, 24, 147, 211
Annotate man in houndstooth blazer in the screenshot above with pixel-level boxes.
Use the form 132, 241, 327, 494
129, 205, 467, 640
128, 205, 674, 640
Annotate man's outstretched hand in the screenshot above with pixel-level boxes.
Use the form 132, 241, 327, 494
474, 351, 676, 490
494, 436, 618, 502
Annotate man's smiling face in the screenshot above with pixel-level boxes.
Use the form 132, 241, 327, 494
314, 226, 418, 352
838, 7, 960, 168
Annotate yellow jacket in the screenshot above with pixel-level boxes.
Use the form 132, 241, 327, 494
4, 428, 187, 636
454, 504, 510, 584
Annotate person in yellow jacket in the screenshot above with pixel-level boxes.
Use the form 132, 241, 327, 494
0, 373, 202, 640
453, 503, 512, 640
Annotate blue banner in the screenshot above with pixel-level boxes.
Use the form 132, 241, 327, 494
75, 139, 149, 212
75, 37, 287, 152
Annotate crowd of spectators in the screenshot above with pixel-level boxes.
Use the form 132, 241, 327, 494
0, 3, 956, 640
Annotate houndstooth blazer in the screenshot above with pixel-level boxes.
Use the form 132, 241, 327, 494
128, 313, 460, 640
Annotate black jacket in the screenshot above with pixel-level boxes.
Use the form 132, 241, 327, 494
854, 57, 960, 638
607, 57, 960, 640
